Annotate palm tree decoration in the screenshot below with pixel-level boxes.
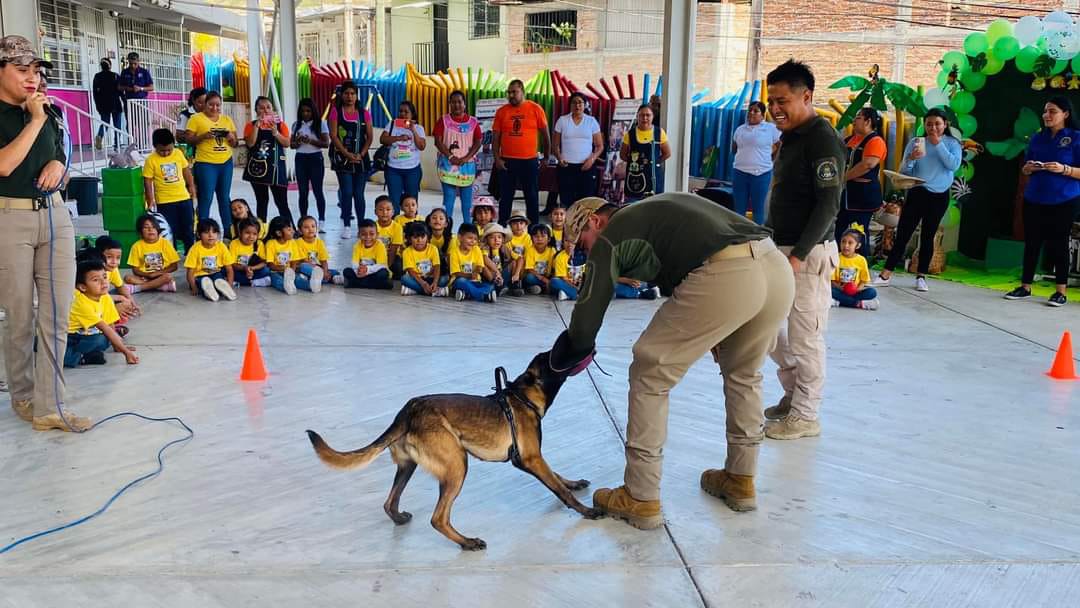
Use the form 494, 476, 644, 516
829, 65, 926, 130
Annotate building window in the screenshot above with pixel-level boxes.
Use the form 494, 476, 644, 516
300, 32, 321, 64
38, 0, 83, 87
524, 10, 577, 54
118, 17, 192, 93
471, 0, 500, 39
604, 0, 662, 50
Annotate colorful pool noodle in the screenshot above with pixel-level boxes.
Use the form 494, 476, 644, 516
613, 75, 624, 99
641, 73, 651, 104
627, 74, 636, 100
587, 83, 606, 101
599, 78, 616, 101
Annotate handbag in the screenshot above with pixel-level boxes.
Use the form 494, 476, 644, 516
372, 144, 390, 174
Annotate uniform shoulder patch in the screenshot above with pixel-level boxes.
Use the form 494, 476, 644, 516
814, 158, 840, 185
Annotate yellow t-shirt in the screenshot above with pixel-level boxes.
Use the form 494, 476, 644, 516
127, 238, 180, 274
229, 239, 266, 266
449, 244, 485, 277
622, 127, 668, 146
429, 233, 459, 253
832, 253, 871, 285
525, 245, 556, 277
351, 240, 388, 267
551, 227, 564, 248
402, 244, 441, 277
142, 148, 191, 204
553, 250, 571, 280
376, 221, 405, 250
395, 214, 424, 229
264, 239, 300, 268
230, 217, 269, 241
509, 233, 531, 260
68, 290, 120, 335
186, 113, 237, 164
107, 268, 124, 289
295, 237, 330, 265
184, 241, 234, 277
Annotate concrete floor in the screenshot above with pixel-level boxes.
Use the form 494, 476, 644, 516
1, 180, 1079, 607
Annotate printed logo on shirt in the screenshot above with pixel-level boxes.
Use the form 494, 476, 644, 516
535, 260, 549, 275
462, 262, 474, 274
161, 162, 180, 183
238, 254, 251, 266
1061, 136, 1072, 148
418, 259, 433, 275
513, 245, 525, 256
361, 257, 376, 266
144, 252, 164, 272
815, 158, 841, 186
839, 267, 858, 284
307, 251, 319, 264
276, 252, 291, 266
378, 235, 390, 248
201, 256, 218, 271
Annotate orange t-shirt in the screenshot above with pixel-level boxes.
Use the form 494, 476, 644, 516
493, 100, 548, 160
847, 133, 886, 164
243, 121, 290, 139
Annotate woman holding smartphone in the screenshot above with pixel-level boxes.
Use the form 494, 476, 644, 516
380, 100, 426, 214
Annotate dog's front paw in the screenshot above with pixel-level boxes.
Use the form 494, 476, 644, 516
460, 537, 487, 551
564, 478, 590, 491
391, 511, 413, 525
581, 508, 605, 520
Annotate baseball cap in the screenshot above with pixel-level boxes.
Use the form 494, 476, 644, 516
563, 197, 608, 245
0, 36, 53, 69
127, 52, 140, 60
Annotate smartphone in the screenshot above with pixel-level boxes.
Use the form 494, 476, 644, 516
393, 118, 411, 131
1031, 161, 1045, 169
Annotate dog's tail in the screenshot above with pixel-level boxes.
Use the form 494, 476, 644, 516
306, 414, 407, 470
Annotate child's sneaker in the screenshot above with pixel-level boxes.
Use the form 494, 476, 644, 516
332, 273, 345, 285
308, 266, 324, 293
340, 231, 351, 240
214, 278, 237, 301
454, 289, 466, 301
252, 277, 271, 287
527, 285, 543, 295
556, 291, 569, 301
486, 290, 497, 303
641, 286, 661, 300
857, 298, 880, 311
128, 283, 144, 294
510, 281, 525, 297
831, 299, 840, 307
81, 352, 107, 365
433, 287, 449, 297
199, 276, 219, 301
282, 268, 298, 295
401, 285, 417, 296
161, 279, 177, 293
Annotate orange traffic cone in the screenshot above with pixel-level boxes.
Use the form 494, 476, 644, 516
240, 329, 268, 381
1046, 331, 1079, 380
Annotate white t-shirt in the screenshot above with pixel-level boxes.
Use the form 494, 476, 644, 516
733, 121, 781, 176
555, 114, 601, 164
295, 119, 329, 154
387, 123, 426, 170
176, 108, 194, 133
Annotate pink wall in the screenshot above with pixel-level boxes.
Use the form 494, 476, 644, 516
51, 88, 93, 147
148, 92, 185, 102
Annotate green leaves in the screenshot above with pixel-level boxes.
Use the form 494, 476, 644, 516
870, 81, 888, 111
836, 88, 872, 130
986, 140, 1027, 159
829, 76, 869, 91
988, 107, 1042, 160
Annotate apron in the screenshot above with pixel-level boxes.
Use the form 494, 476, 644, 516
243, 122, 287, 186
437, 113, 479, 187
843, 132, 884, 212
625, 126, 660, 198
331, 106, 369, 175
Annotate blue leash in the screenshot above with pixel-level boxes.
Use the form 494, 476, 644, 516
1, 103, 194, 555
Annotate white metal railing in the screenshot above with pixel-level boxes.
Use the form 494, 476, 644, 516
48, 96, 130, 178
125, 99, 184, 152
221, 101, 252, 134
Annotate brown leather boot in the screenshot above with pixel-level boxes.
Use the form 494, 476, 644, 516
700, 469, 756, 512
11, 399, 32, 422
764, 394, 791, 420
32, 410, 93, 432
592, 486, 663, 530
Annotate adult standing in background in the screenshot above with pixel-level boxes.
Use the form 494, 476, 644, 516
117, 52, 153, 104
92, 58, 123, 151
176, 87, 207, 148
762, 59, 845, 441
292, 97, 330, 230
871, 108, 961, 293
553, 91, 603, 207
620, 104, 671, 203
329, 80, 373, 237
243, 96, 292, 226
838, 108, 886, 254
0, 35, 90, 431
493, 79, 550, 225
731, 101, 780, 225
435, 90, 482, 224
380, 99, 426, 214
184, 91, 238, 235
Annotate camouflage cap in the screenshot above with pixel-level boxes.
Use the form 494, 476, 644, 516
0, 36, 52, 69
563, 197, 608, 246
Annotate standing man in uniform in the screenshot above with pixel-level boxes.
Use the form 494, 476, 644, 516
762, 60, 845, 440
546, 194, 794, 529
118, 52, 154, 106
0, 36, 90, 431
492, 79, 549, 225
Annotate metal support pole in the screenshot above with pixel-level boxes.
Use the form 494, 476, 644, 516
246, 0, 262, 112
661, 0, 695, 193
279, 0, 300, 176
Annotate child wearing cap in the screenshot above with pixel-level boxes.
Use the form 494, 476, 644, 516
448, 223, 497, 303
471, 197, 497, 229
400, 221, 449, 296
523, 224, 556, 295
481, 222, 515, 294
506, 212, 531, 295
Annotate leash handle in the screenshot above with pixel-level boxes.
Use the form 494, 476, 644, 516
494, 366, 509, 392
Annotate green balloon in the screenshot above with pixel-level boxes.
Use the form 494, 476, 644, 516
952, 90, 976, 114
942, 51, 970, 73
957, 113, 978, 136
937, 70, 950, 89
1072, 55, 1080, 74
941, 206, 962, 229
957, 161, 975, 181
983, 53, 1005, 75
961, 71, 986, 91
1016, 46, 1042, 73
993, 36, 1020, 61
964, 33, 989, 56
1052, 59, 1069, 76
986, 19, 1013, 45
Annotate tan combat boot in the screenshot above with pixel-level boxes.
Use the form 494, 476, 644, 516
32, 410, 93, 432
11, 399, 33, 422
764, 394, 791, 420
765, 414, 821, 440
592, 486, 663, 530
700, 469, 757, 512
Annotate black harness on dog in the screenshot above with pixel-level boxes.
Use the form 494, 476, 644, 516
492, 366, 542, 468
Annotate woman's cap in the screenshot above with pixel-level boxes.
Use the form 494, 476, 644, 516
482, 222, 511, 239
564, 197, 608, 245
0, 36, 53, 69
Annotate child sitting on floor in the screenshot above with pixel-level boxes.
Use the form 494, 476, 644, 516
481, 222, 514, 294
506, 212, 531, 296
92, 236, 140, 319
374, 195, 405, 277
523, 223, 555, 295
832, 224, 879, 310
344, 219, 393, 289
426, 207, 455, 269
615, 277, 660, 300
550, 207, 567, 251
229, 218, 272, 287
449, 223, 496, 303
550, 237, 583, 301
230, 198, 268, 241
66, 259, 139, 367
295, 215, 342, 286
395, 195, 423, 228
400, 221, 448, 297
185, 219, 237, 302
126, 214, 180, 293
470, 197, 496, 230
265, 216, 320, 295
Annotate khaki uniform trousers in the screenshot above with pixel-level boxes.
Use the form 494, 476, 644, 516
0, 198, 76, 417
624, 239, 795, 501
769, 241, 839, 421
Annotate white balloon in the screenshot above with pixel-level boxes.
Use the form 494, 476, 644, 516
923, 87, 950, 109
1043, 11, 1073, 34
1015, 15, 1044, 46
1047, 29, 1080, 60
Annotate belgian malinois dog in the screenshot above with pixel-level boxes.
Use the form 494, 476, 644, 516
306, 352, 601, 550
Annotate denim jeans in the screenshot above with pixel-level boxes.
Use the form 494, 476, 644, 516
64, 332, 108, 368
295, 152, 327, 220
441, 181, 474, 225
385, 165, 422, 214
498, 158, 541, 225
270, 269, 314, 293
234, 266, 271, 286
522, 273, 548, 293
155, 199, 195, 252
299, 262, 338, 283
615, 281, 651, 299
193, 159, 234, 236
97, 109, 123, 148
337, 171, 367, 226
195, 270, 227, 300
732, 169, 771, 225
343, 267, 392, 289
549, 277, 578, 300
832, 285, 878, 308
401, 273, 448, 292
452, 277, 494, 301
